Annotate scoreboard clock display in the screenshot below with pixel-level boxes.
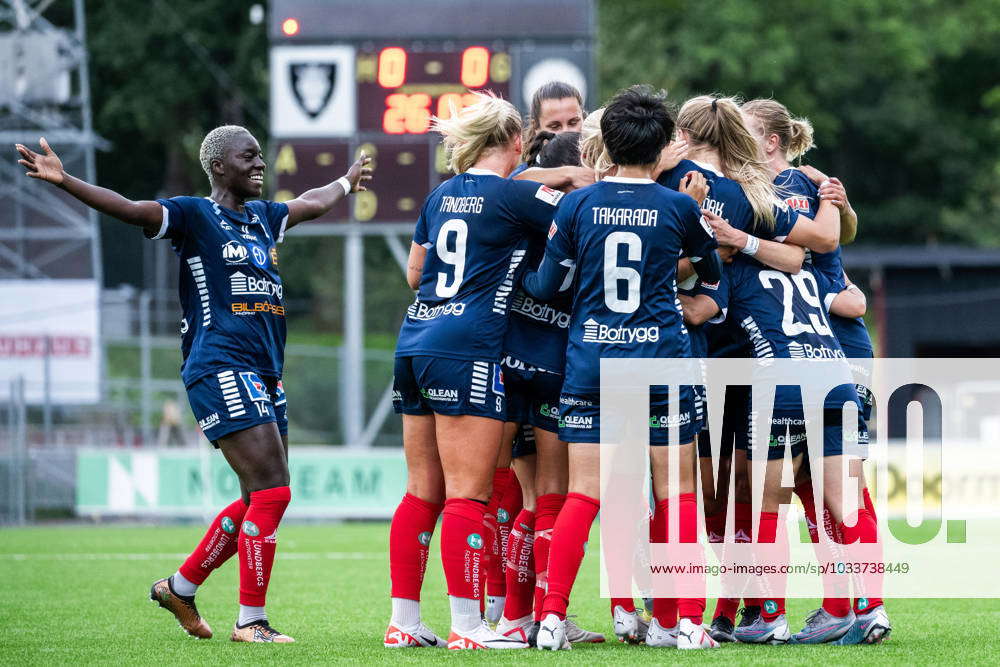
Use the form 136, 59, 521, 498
270, 0, 595, 224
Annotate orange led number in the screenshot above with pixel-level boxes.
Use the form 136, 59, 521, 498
436, 92, 481, 120
383, 93, 432, 134
378, 47, 407, 88
460, 46, 489, 88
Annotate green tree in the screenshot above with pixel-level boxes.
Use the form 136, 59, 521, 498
598, 0, 1000, 246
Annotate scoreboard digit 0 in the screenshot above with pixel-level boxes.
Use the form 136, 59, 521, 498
269, 0, 594, 224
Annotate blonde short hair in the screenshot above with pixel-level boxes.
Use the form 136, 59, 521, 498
432, 92, 521, 174
199, 125, 251, 182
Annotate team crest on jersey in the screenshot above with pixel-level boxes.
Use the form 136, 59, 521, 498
492, 365, 505, 395
290, 62, 337, 119
785, 196, 811, 212
534, 185, 564, 206
239, 371, 270, 402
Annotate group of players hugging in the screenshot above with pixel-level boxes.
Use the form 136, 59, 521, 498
14, 75, 886, 648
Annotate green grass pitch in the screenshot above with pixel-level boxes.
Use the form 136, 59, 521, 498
3, 522, 1000, 664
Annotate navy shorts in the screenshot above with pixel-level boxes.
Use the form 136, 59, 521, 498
187, 370, 288, 447
502, 355, 563, 435
393, 355, 506, 420
697, 385, 751, 458
747, 408, 869, 461
512, 423, 536, 459
557, 387, 696, 445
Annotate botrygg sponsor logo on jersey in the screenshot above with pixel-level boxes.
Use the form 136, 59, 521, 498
581, 318, 660, 344
787, 341, 846, 359
230, 271, 283, 298
511, 293, 571, 328
406, 300, 467, 320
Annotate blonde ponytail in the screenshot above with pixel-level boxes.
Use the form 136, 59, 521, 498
432, 92, 522, 174
580, 107, 613, 179
742, 98, 816, 162
678, 95, 777, 229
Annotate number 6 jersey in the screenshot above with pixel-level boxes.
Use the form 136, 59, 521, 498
395, 168, 562, 362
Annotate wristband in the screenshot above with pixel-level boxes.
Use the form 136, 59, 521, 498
336, 176, 352, 195
740, 234, 760, 256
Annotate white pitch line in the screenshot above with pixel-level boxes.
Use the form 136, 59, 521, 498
0, 552, 387, 561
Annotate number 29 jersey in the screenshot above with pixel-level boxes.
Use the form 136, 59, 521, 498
395, 168, 562, 362
545, 177, 718, 394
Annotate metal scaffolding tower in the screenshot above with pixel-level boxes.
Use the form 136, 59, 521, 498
0, 0, 105, 282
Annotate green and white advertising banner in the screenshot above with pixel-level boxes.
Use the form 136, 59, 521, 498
76, 447, 406, 519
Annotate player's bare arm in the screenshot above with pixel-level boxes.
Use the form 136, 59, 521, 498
678, 293, 721, 327
406, 243, 426, 290
15, 138, 163, 235
702, 209, 804, 274
285, 153, 372, 227
798, 164, 857, 245
513, 165, 594, 190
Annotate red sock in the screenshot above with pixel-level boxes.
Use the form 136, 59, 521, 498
675, 493, 706, 623
238, 486, 291, 607
488, 469, 520, 596
178, 497, 247, 585
855, 488, 883, 613
794, 482, 820, 543
734, 501, 762, 609
389, 493, 443, 600
838, 508, 882, 615
611, 597, 636, 614
533, 493, 565, 620
541, 493, 599, 620
503, 509, 535, 620
441, 498, 487, 600
651, 498, 676, 628
710, 504, 740, 621
757, 511, 785, 621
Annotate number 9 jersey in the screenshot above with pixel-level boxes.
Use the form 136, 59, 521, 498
395, 168, 562, 361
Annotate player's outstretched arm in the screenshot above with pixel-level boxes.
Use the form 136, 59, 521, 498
16, 138, 162, 235
521, 253, 571, 302
284, 152, 373, 228
703, 209, 805, 274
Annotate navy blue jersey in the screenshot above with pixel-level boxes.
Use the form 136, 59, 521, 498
395, 169, 563, 362
677, 282, 709, 359
510, 162, 530, 177
660, 159, 798, 359
708, 260, 858, 409
503, 234, 573, 373
539, 177, 717, 394
776, 168, 874, 359
150, 196, 289, 387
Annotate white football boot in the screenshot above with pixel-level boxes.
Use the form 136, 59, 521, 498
676, 618, 720, 649
383, 621, 446, 648
536, 613, 571, 650
447, 620, 528, 650
644, 618, 678, 648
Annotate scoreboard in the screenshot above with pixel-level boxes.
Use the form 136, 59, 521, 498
269, 0, 595, 224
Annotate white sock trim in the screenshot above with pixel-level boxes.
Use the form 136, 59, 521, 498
238, 605, 267, 627
390, 597, 421, 628
449, 596, 481, 633
171, 571, 198, 597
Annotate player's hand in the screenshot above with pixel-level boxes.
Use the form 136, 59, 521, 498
658, 140, 689, 173
717, 245, 738, 263
345, 152, 373, 192
15, 138, 64, 185
568, 166, 596, 190
797, 164, 828, 186
702, 208, 747, 249
818, 176, 849, 211
679, 170, 708, 204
